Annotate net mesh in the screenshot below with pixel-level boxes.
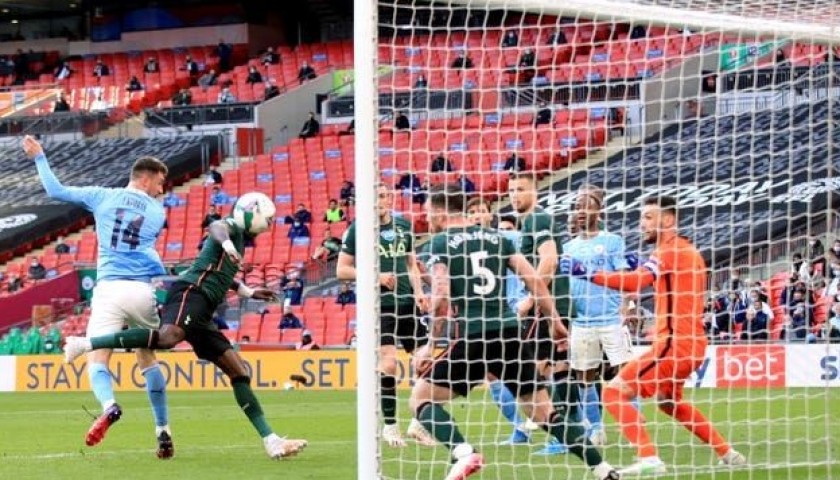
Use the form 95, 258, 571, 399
354, 0, 840, 478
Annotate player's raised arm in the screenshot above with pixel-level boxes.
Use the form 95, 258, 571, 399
24, 135, 105, 209
208, 219, 242, 263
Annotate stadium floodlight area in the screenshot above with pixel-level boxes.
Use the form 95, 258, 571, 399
355, 0, 839, 478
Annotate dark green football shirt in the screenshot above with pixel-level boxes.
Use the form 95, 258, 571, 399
518, 207, 574, 319
179, 218, 245, 305
341, 216, 415, 307
426, 225, 518, 338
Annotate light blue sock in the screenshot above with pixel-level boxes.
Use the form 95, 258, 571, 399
488, 381, 524, 430
631, 396, 641, 411
583, 384, 602, 432
142, 364, 169, 428
88, 362, 115, 411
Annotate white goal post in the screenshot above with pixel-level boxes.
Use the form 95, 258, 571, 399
355, 0, 839, 478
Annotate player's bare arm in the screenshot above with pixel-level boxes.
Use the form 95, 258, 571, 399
208, 220, 242, 263
413, 262, 449, 372
229, 280, 278, 302
406, 252, 430, 312
509, 253, 568, 338
535, 240, 558, 287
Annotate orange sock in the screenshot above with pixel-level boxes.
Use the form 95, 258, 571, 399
603, 385, 656, 458
662, 402, 730, 457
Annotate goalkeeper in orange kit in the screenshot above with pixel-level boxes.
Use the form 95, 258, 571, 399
560, 196, 746, 475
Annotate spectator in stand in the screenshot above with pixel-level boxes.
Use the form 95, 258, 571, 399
263, 80, 280, 100
217, 86, 236, 104
826, 302, 840, 340
502, 30, 519, 47
340, 180, 355, 206
323, 199, 346, 223
53, 93, 70, 112
826, 262, 840, 297
163, 189, 184, 208
807, 236, 826, 275
503, 152, 527, 172
722, 290, 746, 339
430, 151, 454, 172
534, 101, 552, 126
201, 205, 222, 229
54, 61, 72, 80
55, 237, 70, 254
246, 65, 263, 84
791, 252, 810, 283
297, 61, 317, 84
742, 305, 769, 342
518, 48, 536, 68
205, 165, 223, 186
215, 39, 232, 72
311, 226, 342, 261
396, 171, 426, 204
336, 282, 356, 305
210, 185, 230, 206
450, 51, 474, 69
144, 57, 158, 73
458, 174, 475, 194
172, 88, 192, 106
279, 306, 303, 329
296, 330, 320, 350
199, 69, 218, 89
394, 110, 411, 131
414, 74, 428, 89
788, 304, 811, 341
183, 55, 199, 76
630, 24, 647, 39
283, 273, 304, 305
262, 46, 279, 66
827, 239, 840, 267
93, 59, 110, 77
339, 119, 355, 136
298, 112, 320, 138
547, 28, 567, 45
28, 258, 46, 280
288, 220, 310, 241
286, 203, 313, 224
126, 75, 143, 91
7, 274, 21, 293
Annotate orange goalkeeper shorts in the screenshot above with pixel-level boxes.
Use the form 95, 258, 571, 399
618, 344, 704, 402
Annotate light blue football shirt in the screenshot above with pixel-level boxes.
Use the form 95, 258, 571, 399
563, 231, 628, 327
500, 229, 528, 313
35, 153, 166, 282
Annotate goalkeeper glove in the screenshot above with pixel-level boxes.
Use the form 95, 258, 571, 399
625, 253, 640, 270
559, 256, 589, 278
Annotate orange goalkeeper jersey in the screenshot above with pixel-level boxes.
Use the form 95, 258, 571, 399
591, 235, 708, 355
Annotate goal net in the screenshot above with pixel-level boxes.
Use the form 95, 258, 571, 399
354, 0, 840, 478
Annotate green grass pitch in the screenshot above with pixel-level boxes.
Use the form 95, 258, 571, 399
0, 388, 837, 479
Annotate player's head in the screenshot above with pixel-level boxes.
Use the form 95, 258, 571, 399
641, 195, 678, 244
508, 173, 538, 214
426, 183, 466, 233
466, 196, 493, 228
497, 215, 517, 232
130, 157, 168, 197
377, 184, 394, 220
575, 184, 604, 232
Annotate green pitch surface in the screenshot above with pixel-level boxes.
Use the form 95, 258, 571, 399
0, 388, 837, 480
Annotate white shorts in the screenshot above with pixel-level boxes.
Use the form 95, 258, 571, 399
87, 280, 160, 338
570, 323, 633, 371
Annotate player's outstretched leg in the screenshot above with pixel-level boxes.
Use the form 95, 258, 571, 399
603, 383, 665, 475
213, 349, 307, 459
488, 380, 530, 444
657, 400, 746, 467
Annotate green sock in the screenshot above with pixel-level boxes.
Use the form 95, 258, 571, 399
232, 377, 273, 438
381, 374, 397, 425
90, 328, 157, 350
417, 403, 465, 450
548, 415, 602, 468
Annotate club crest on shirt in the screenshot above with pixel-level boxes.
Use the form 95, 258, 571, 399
381, 229, 396, 241
594, 244, 606, 255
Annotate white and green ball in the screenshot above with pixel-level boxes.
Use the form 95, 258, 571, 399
232, 192, 276, 235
